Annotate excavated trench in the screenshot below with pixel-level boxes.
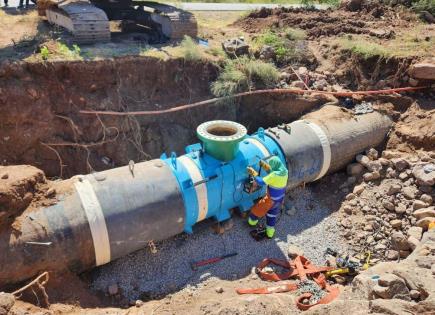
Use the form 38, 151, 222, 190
0, 57, 327, 179
0, 56, 338, 309
0, 56, 433, 313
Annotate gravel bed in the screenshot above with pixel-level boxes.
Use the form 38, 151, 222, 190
91, 186, 346, 300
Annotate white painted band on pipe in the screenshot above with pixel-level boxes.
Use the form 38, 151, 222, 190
74, 178, 111, 266
247, 137, 270, 158
178, 156, 208, 222
305, 121, 331, 180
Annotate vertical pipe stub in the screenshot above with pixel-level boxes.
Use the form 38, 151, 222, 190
197, 120, 247, 161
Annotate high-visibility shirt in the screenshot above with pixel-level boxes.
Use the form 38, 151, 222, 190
263, 172, 288, 189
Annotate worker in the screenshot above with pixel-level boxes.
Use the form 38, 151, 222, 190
247, 156, 288, 238
18, 0, 29, 8
18, 0, 35, 8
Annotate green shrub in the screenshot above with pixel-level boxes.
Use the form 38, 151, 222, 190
40, 46, 49, 60
57, 43, 82, 59
254, 30, 297, 64
211, 57, 279, 97
412, 0, 435, 15
180, 36, 203, 61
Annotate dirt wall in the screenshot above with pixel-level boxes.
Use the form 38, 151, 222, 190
0, 57, 325, 178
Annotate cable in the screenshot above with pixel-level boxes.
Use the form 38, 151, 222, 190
79, 86, 428, 117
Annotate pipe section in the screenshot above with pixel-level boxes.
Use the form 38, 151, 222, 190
267, 105, 392, 188
0, 161, 184, 285
0, 107, 392, 286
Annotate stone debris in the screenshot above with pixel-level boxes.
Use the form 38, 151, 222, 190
409, 58, 435, 80
259, 45, 276, 60
339, 149, 435, 262
354, 101, 374, 115
222, 37, 249, 57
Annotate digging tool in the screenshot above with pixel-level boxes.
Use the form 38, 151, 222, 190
191, 252, 238, 270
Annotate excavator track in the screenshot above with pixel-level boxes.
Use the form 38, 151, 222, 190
145, 2, 198, 40
46, 1, 110, 44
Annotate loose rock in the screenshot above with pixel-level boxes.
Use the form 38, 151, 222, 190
391, 158, 409, 172
413, 200, 428, 210
353, 184, 365, 195
385, 250, 399, 260
390, 219, 402, 229
413, 163, 435, 186
387, 184, 401, 195
215, 286, 224, 293
356, 154, 370, 167
365, 148, 379, 160
413, 207, 435, 220
420, 194, 433, 205
409, 58, 435, 80
375, 274, 410, 300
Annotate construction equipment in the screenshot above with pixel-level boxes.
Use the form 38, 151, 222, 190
323, 248, 372, 279
191, 252, 238, 270
244, 157, 271, 194
39, 0, 198, 44
236, 256, 340, 311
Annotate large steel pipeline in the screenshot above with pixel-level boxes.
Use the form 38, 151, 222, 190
0, 106, 391, 286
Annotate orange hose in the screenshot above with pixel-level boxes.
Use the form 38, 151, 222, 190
79, 86, 427, 117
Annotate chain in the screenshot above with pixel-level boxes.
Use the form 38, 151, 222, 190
296, 280, 326, 305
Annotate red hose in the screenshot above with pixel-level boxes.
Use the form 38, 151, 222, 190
79, 86, 427, 117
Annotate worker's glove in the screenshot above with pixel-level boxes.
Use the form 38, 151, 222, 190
259, 160, 271, 171
247, 166, 258, 177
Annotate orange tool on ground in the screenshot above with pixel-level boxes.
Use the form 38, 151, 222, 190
191, 252, 238, 270
236, 255, 340, 311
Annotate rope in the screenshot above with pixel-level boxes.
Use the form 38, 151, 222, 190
78, 86, 428, 117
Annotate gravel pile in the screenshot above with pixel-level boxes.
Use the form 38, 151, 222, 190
91, 186, 346, 300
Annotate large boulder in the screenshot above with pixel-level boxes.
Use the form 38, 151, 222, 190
373, 273, 411, 301
409, 58, 435, 80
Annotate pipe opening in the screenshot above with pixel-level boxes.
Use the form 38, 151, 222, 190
206, 125, 238, 137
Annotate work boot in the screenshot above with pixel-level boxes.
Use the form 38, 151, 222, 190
248, 217, 258, 227
266, 226, 275, 239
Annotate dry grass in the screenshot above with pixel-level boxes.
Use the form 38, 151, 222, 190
336, 26, 435, 59
0, 10, 40, 48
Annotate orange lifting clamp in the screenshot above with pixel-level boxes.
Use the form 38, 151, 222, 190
236, 255, 341, 311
